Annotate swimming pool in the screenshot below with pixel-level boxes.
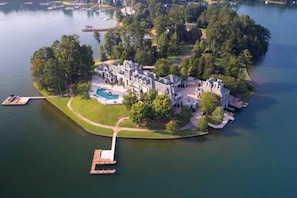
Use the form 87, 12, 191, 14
96, 89, 119, 100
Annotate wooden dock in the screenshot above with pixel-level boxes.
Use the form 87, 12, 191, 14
90, 149, 116, 175
81, 26, 117, 32
2, 95, 46, 106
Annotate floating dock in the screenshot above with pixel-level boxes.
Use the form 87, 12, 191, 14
2, 95, 46, 106
90, 132, 117, 175
90, 149, 116, 174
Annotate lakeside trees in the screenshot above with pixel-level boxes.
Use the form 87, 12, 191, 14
124, 89, 173, 126
103, 3, 270, 98
31, 35, 94, 93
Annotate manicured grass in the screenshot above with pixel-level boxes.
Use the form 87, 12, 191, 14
71, 81, 129, 125
167, 44, 193, 63
118, 129, 208, 139
47, 97, 114, 136
118, 130, 177, 139
119, 119, 137, 128
71, 97, 129, 125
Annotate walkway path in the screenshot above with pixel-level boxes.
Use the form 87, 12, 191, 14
66, 97, 160, 133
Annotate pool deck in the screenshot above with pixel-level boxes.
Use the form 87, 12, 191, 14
89, 75, 127, 105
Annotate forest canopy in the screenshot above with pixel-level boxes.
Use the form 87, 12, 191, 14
30, 35, 94, 93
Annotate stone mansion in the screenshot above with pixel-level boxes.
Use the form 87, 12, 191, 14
95, 60, 241, 109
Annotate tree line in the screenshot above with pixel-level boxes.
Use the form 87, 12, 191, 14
31, 35, 94, 93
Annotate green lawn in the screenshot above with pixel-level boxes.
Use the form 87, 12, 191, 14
47, 97, 113, 136
71, 81, 129, 125
167, 44, 193, 63
118, 129, 208, 139
119, 119, 137, 128
71, 97, 129, 125
118, 130, 177, 139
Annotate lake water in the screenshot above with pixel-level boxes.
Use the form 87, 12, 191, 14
1, 2, 297, 197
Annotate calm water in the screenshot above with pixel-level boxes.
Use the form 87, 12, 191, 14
1, 2, 297, 198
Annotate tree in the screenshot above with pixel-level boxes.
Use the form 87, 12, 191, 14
104, 30, 121, 56
99, 44, 107, 61
152, 94, 173, 120
122, 90, 138, 110
142, 89, 158, 104
187, 26, 202, 44
134, 48, 156, 66
201, 6, 270, 59
93, 30, 104, 60
141, 89, 158, 120
179, 105, 192, 122
198, 115, 208, 130
157, 32, 169, 58
130, 102, 147, 126
154, 58, 171, 77
53, 35, 81, 84
199, 92, 220, 113
238, 49, 252, 68
169, 64, 180, 76
212, 106, 224, 123
43, 58, 64, 93
79, 44, 94, 79
166, 120, 178, 134
93, 30, 101, 44
180, 58, 190, 80
169, 32, 179, 53
211, 75, 237, 92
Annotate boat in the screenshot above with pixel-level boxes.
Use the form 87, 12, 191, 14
85, 25, 93, 28
40, 2, 50, 6
24, 1, 33, 4
64, 7, 75, 11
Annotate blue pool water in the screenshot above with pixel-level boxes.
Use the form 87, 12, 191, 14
96, 89, 119, 100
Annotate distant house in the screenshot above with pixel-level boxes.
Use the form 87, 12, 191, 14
195, 77, 234, 109
95, 60, 182, 105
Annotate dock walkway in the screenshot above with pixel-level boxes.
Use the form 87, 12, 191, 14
2, 95, 47, 106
